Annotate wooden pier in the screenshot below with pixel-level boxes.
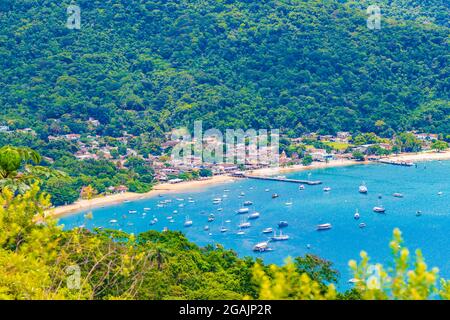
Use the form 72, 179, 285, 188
377, 159, 415, 167
232, 173, 322, 185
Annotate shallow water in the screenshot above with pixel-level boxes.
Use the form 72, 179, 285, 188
59, 161, 450, 289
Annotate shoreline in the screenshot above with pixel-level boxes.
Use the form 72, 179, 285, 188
47, 150, 450, 218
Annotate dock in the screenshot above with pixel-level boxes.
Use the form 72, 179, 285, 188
232, 173, 322, 185
377, 159, 415, 167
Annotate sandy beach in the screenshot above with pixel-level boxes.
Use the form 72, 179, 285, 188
47, 149, 450, 218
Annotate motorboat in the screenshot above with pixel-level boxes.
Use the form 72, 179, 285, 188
393, 193, 404, 198
299, 185, 305, 190
373, 206, 386, 213
323, 187, 331, 192
272, 193, 279, 198
220, 226, 228, 233
253, 241, 272, 252
207, 214, 215, 222
262, 228, 273, 234
359, 223, 366, 229
204, 225, 210, 231
416, 210, 422, 217
238, 221, 251, 229
316, 223, 332, 231
143, 208, 151, 211
248, 212, 260, 219
237, 208, 250, 214
213, 198, 222, 204
278, 221, 288, 228
109, 219, 118, 224
354, 209, 360, 220
243, 201, 253, 206
128, 210, 137, 214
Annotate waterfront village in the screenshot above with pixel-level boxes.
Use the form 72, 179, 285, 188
0, 121, 448, 194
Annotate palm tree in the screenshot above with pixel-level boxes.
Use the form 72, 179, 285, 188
0, 145, 65, 193
148, 245, 170, 270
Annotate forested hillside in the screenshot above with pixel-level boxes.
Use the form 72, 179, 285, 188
0, 0, 448, 138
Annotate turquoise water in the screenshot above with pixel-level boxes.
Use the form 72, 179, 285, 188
59, 161, 450, 288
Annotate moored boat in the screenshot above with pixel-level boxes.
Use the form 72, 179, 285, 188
248, 212, 260, 219
237, 207, 250, 214
278, 221, 288, 228
373, 206, 386, 213
253, 241, 272, 252
262, 227, 273, 234
316, 223, 332, 231
270, 230, 289, 241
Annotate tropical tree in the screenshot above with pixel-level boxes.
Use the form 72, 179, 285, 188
430, 140, 448, 152
0, 146, 65, 193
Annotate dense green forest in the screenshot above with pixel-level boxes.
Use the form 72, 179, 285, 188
0, 0, 448, 139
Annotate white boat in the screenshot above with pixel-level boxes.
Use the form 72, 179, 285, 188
237, 208, 250, 214
240, 192, 245, 196
253, 241, 272, 252
188, 200, 195, 203
184, 216, 193, 227
225, 219, 231, 223
237, 231, 245, 235
438, 191, 443, 196
272, 193, 279, 198
220, 226, 228, 233
238, 221, 251, 229
359, 223, 366, 229
167, 216, 173, 220
109, 219, 118, 224
128, 210, 137, 214
393, 193, 403, 198
271, 230, 289, 241
359, 183, 368, 194
348, 278, 361, 284
276, 175, 287, 179
265, 189, 270, 192
262, 227, 273, 234
204, 226, 210, 231
323, 187, 331, 192
213, 198, 222, 204
354, 209, 360, 220
416, 210, 422, 217
285, 200, 293, 206
223, 189, 230, 192
176, 198, 184, 201
373, 206, 386, 213
248, 212, 260, 219
316, 223, 332, 231
208, 214, 215, 222
243, 200, 253, 206
299, 185, 305, 190
143, 208, 151, 211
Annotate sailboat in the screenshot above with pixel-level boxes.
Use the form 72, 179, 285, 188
270, 230, 289, 241
184, 216, 193, 227
359, 182, 368, 194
